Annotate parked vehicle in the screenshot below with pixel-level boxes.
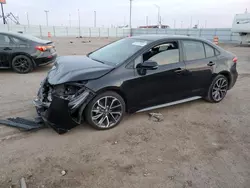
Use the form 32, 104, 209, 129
0, 32, 57, 73
34, 35, 238, 134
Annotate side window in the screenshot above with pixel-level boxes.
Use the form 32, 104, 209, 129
143, 41, 179, 66
183, 40, 205, 61
12, 37, 25, 44
0, 34, 10, 46
204, 43, 215, 58
215, 49, 220, 56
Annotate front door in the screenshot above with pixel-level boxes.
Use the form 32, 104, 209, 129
123, 41, 191, 111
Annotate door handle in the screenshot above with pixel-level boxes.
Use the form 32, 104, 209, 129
174, 68, 185, 74
4, 47, 12, 51
207, 61, 215, 66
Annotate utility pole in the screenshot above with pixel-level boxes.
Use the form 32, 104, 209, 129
94, 11, 96, 27
129, 0, 132, 36
25, 12, 30, 27
44, 10, 49, 26
69, 13, 71, 27
154, 4, 160, 28
78, 9, 81, 36
1, 2, 6, 24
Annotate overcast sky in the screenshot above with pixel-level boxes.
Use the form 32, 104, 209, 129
2, 0, 250, 28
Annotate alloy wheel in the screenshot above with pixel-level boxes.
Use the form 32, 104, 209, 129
91, 96, 123, 128
13, 58, 30, 73
212, 78, 228, 101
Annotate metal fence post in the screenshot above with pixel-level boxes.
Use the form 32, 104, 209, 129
66, 27, 68, 37
39, 25, 42, 37
107, 28, 109, 38
53, 26, 55, 37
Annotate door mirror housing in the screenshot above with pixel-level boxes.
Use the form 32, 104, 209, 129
137, 60, 158, 70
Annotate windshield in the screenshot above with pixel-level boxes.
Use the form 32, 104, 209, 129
88, 38, 148, 66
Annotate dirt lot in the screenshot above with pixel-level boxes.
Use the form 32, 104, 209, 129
0, 38, 250, 188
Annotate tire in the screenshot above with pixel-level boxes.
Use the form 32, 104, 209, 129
85, 91, 126, 130
205, 74, 228, 103
12, 55, 34, 74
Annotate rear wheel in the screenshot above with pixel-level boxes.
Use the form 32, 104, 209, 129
12, 55, 33, 74
205, 75, 228, 103
85, 91, 125, 130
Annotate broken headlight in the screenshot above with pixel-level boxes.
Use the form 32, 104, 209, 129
53, 82, 90, 110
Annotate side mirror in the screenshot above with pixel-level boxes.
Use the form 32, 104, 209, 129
137, 60, 158, 70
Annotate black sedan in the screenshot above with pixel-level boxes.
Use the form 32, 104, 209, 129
34, 35, 238, 134
0, 32, 57, 73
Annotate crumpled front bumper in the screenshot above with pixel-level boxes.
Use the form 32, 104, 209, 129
34, 91, 95, 134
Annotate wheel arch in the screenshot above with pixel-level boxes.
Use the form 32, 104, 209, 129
95, 86, 129, 112
10, 52, 36, 68
217, 71, 231, 88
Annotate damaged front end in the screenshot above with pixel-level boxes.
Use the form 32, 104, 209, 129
34, 79, 95, 134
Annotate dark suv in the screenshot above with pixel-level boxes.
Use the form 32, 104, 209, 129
34, 35, 238, 134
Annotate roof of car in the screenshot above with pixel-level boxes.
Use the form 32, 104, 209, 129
131, 35, 206, 41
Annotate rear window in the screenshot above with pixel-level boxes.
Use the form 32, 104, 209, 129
183, 40, 205, 61
204, 43, 215, 58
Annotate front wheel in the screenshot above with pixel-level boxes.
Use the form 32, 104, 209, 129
205, 75, 228, 103
85, 91, 126, 130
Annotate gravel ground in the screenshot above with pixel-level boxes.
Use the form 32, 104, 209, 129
0, 38, 250, 188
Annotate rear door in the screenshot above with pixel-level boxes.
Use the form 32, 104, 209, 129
182, 40, 214, 95
0, 34, 12, 68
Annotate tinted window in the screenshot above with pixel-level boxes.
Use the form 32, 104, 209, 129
204, 43, 215, 58
89, 38, 148, 66
183, 40, 205, 61
215, 49, 220, 55
144, 42, 179, 65
12, 37, 25, 44
0, 34, 10, 46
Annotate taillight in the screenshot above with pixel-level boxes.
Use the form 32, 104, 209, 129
233, 57, 238, 63
35, 46, 47, 52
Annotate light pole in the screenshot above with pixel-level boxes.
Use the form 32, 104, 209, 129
154, 4, 160, 28
44, 10, 49, 26
25, 12, 30, 27
94, 11, 96, 27
1, 2, 6, 24
69, 13, 71, 27
78, 9, 81, 36
129, 0, 133, 36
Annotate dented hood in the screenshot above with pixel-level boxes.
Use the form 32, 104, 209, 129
47, 56, 113, 85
